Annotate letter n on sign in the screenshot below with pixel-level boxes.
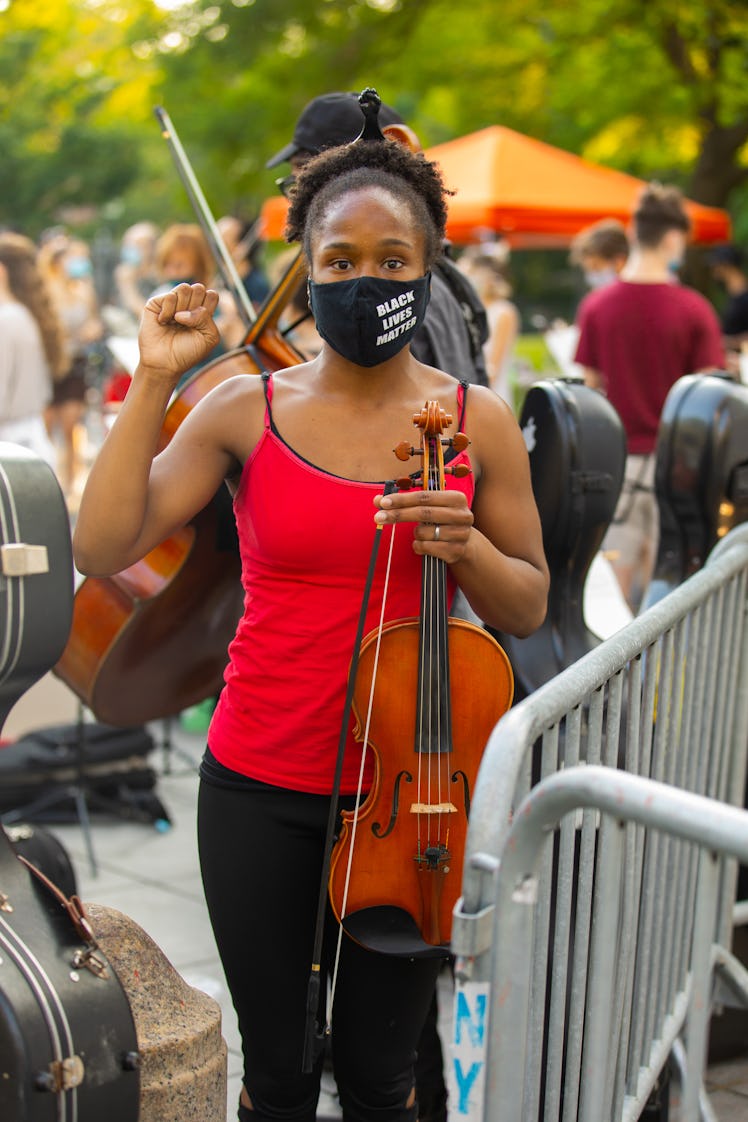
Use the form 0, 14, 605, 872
448, 980, 489, 1118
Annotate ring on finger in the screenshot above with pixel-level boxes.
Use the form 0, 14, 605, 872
433, 525, 441, 541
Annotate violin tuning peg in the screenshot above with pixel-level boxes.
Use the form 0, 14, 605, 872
445, 464, 472, 479
451, 432, 470, 453
394, 441, 418, 462
396, 475, 416, 490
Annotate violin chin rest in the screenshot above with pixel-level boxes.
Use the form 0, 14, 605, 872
342, 906, 450, 959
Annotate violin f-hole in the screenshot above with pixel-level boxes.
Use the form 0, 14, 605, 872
371, 770, 412, 838
451, 769, 471, 817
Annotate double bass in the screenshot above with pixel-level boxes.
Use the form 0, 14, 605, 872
54, 257, 307, 727
54, 100, 425, 727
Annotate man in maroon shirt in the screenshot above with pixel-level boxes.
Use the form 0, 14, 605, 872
575, 183, 725, 611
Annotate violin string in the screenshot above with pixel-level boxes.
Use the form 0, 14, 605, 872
430, 440, 437, 840
327, 521, 398, 1027
429, 438, 441, 850
427, 553, 436, 848
439, 556, 444, 839
434, 554, 442, 838
431, 438, 444, 846
417, 551, 427, 854
423, 451, 435, 843
429, 547, 441, 842
423, 452, 435, 851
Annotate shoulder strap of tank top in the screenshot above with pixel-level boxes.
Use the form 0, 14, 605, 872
457, 380, 468, 430
261, 372, 273, 429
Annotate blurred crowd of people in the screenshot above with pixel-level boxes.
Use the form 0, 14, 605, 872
1, 184, 745, 592
0, 215, 273, 510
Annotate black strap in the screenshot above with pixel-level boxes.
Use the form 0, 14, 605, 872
434, 254, 489, 359
612, 454, 655, 526
457, 380, 469, 431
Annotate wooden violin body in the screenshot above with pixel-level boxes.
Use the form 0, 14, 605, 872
329, 616, 513, 954
54, 257, 307, 726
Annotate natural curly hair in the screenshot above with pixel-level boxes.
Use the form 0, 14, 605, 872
0, 232, 69, 380
284, 139, 451, 268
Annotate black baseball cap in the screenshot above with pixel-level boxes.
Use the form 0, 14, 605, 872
265, 92, 405, 169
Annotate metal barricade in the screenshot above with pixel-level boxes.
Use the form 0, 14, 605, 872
451, 523, 748, 1121
482, 767, 748, 1122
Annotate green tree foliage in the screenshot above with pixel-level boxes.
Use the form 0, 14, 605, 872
0, 0, 171, 237
153, 0, 426, 218
1, 0, 746, 240
155, 0, 747, 235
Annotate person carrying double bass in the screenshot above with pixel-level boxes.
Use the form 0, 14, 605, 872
73, 105, 548, 1122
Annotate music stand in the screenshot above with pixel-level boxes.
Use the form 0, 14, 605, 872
0, 703, 169, 877
157, 715, 202, 777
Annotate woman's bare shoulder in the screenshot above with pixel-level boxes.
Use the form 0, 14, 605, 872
463, 382, 518, 427
188, 364, 314, 452
167, 371, 268, 464
200, 370, 268, 404
207, 361, 316, 399
463, 384, 528, 471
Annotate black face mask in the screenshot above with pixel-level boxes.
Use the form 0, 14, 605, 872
308, 273, 431, 367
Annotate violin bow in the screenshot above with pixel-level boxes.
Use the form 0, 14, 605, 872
154, 105, 257, 330
301, 482, 398, 1073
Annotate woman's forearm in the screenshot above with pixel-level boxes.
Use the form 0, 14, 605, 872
451, 528, 549, 636
73, 368, 174, 574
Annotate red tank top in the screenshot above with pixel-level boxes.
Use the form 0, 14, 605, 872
208, 375, 475, 795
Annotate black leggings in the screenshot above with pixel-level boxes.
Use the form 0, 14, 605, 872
197, 777, 443, 1122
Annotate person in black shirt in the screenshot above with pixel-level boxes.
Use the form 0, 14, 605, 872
709, 244, 748, 370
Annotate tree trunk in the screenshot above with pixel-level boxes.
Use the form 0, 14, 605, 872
688, 120, 748, 208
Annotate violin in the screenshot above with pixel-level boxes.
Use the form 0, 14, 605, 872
328, 402, 514, 955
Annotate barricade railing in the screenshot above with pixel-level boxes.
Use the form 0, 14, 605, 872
478, 767, 748, 1122
450, 523, 748, 1122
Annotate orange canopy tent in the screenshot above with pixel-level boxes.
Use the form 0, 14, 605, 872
260, 125, 731, 247
424, 126, 731, 246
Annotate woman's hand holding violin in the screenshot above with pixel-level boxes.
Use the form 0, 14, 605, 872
374, 489, 474, 563
138, 282, 220, 385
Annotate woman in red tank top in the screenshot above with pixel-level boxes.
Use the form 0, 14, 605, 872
73, 128, 548, 1122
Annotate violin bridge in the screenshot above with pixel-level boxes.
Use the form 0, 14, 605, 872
410, 802, 458, 814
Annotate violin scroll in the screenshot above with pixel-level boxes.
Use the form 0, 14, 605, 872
392, 401, 472, 487
413, 401, 451, 436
